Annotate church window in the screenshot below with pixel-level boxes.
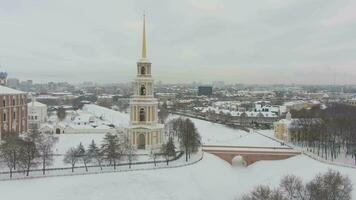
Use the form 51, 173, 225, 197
139, 108, 145, 121
140, 85, 146, 95
141, 66, 145, 75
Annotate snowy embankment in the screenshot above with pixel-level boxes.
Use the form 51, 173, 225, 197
174, 115, 286, 148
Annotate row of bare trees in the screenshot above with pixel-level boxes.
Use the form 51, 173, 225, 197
240, 169, 352, 200
0, 130, 58, 178
290, 103, 356, 164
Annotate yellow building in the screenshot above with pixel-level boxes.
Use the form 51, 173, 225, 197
274, 112, 292, 142
127, 15, 164, 150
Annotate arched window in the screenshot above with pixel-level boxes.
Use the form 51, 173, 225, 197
141, 66, 145, 75
139, 108, 145, 122
140, 85, 146, 95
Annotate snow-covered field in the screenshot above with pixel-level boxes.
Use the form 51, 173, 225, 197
0, 154, 355, 200
1, 108, 356, 200
181, 116, 286, 148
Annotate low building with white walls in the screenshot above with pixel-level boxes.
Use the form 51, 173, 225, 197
27, 96, 47, 130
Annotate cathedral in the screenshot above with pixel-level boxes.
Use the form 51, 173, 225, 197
127, 16, 164, 150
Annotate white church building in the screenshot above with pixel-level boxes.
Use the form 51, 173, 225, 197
127, 15, 164, 150
28, 96, 48, 130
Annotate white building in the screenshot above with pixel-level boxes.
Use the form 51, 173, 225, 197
127, 16, 164, 150
27, 96, 47, 130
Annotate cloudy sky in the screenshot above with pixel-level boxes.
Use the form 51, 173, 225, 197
0, 0, 356, 84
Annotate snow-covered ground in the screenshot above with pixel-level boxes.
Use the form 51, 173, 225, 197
179, 116, 286, 148
0, 154, 355, 200
54, 134, 105, 155
1, 107, 355, 200
83, 104, 130, 128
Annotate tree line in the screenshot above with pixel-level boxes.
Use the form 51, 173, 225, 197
289, 103, 356, 164
240, 169, 352, 200
0, 117, 201, 178
0, 130, 58, 178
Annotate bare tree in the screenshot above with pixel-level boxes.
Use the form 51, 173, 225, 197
306, 169, 352, 200
120, 134, 136, 169
241, 185, 273, 200
279, 175, 305, 200
34, 133, 58, 175
77, 143, 90, 172
0, 141, 17, 178
177, 118, 201, 161
18, 138, 38, 176
0, 132, 22, 171
239, 170, 352, 200
63, 147, 79, 172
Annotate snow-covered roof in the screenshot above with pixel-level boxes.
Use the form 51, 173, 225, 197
28, 101, 47, 107
0, 85, 26, 95
195, 106, 278, 118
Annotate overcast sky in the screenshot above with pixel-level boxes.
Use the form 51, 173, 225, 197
0, 0, 356, 84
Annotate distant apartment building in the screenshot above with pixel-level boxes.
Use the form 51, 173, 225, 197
0, 85, 28, 139
7, 78, 20, 89
19, 80, 33, 91
198, 86, 213, 96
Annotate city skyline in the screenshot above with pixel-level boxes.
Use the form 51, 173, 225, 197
0, 0, 356, 84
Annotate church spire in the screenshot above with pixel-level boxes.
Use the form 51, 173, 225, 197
141, 14, 147, 59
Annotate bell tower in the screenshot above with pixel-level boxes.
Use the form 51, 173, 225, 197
128, 15, 164, 150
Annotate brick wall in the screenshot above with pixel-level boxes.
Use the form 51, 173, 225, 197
0, 94, 28, 139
